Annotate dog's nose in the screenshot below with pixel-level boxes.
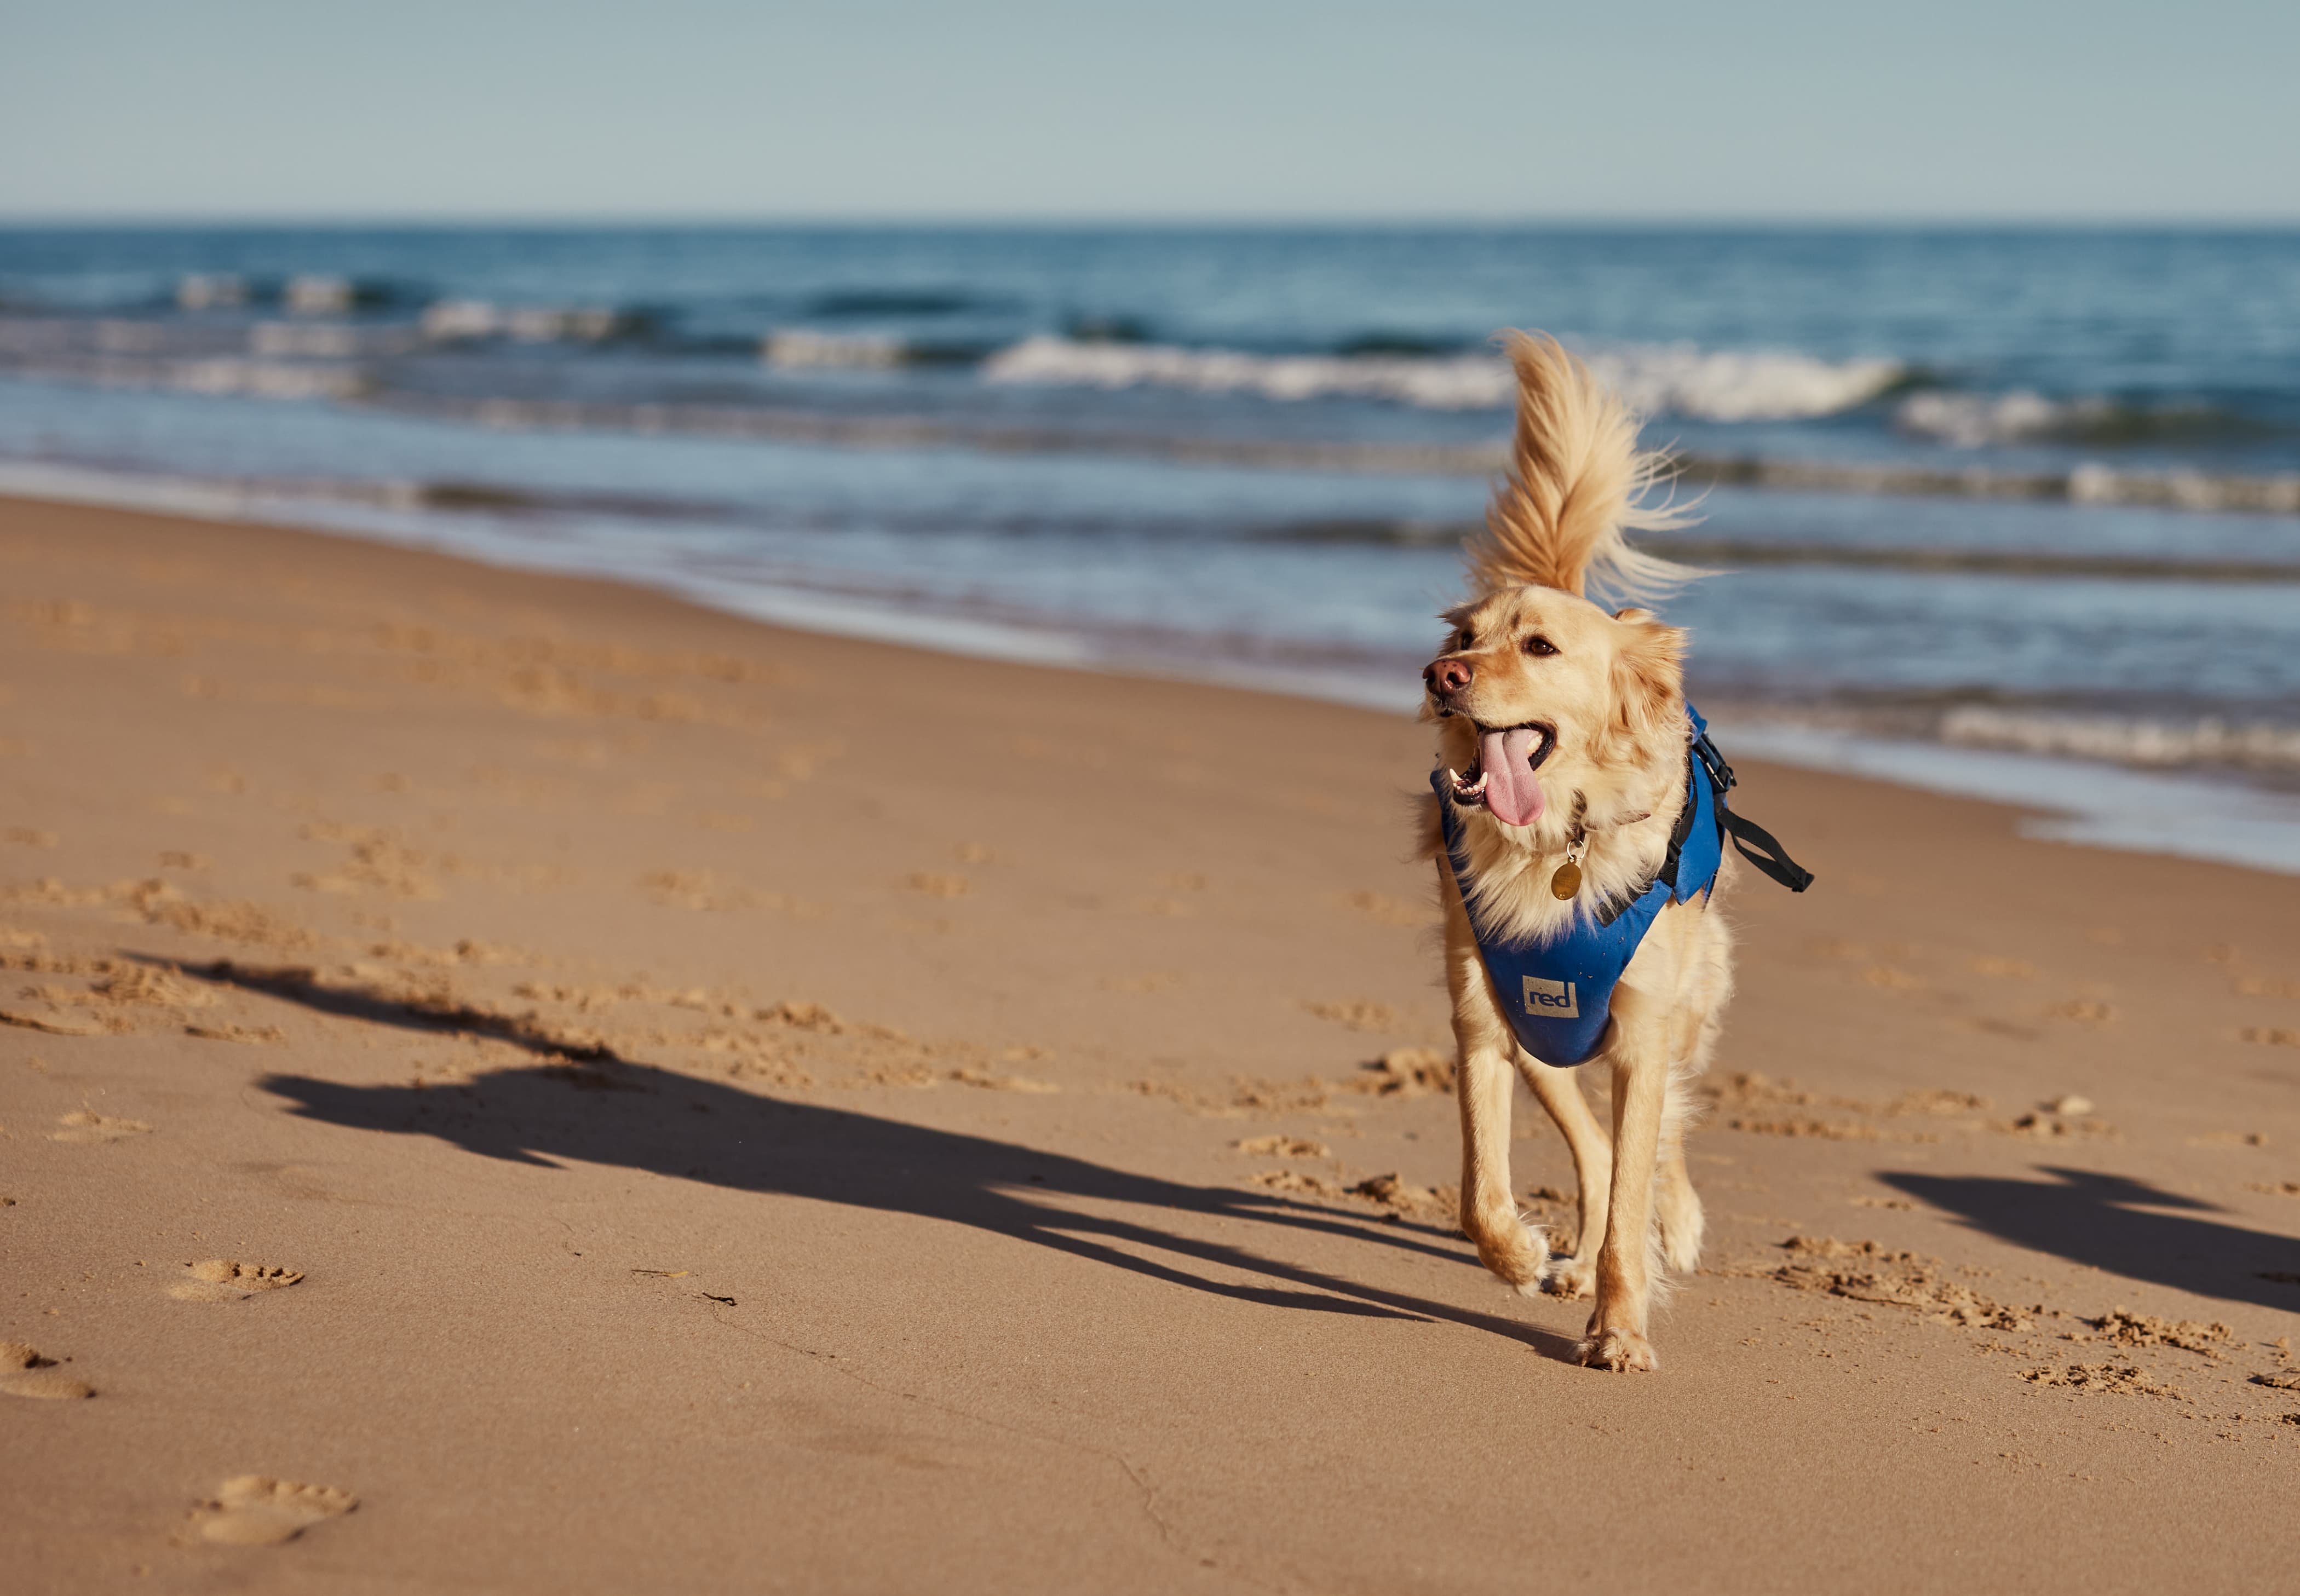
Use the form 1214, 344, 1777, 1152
1423, 656, 1473, 696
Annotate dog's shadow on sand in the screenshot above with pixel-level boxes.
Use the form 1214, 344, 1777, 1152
256, 1051, 1582, 1359
1881, 1166, 2300, 1316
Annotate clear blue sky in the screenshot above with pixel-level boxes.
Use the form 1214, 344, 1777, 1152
5, 1, 2296, 221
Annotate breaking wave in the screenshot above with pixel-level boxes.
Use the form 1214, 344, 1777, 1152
1676, 453, 2300, 515
4, 303, 645, 359
2, 327, 2293, 518
1266, 521, 2300, 581
761, 329, 989, 368
418, 300, 641, 343
0, 353, 369, 401
1581, 344, 1908, 422
174, 273, 417, 314
980, 336, 1515, 409
1895, 389, 2267, 448
1939, 706, 2300, 774
979, 336, 1906, 420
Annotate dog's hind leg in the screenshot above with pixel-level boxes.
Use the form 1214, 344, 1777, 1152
1653, 1091, 1705, 1275
1442, 866, 1547, 1294
1517, 1052, 1610, 1299
1654, 943, 1727, 1274
1652, 1012, 1716, 1274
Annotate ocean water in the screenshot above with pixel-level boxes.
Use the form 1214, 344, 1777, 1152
2, 226, 2297, 869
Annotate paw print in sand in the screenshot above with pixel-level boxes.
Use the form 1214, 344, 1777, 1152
180, 1476, 357, 1545
169, 1260, 305, 1303
1, 1341, 95, 1400
49, 1110, 151, 1144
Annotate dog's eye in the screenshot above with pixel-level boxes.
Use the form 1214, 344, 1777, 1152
1456, 630, 1473, 650
1523, 635, 1559, 657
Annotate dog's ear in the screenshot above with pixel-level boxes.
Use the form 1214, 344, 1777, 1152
1608, 607, 1687, 742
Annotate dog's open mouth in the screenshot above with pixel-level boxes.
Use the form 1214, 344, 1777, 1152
1446, 722, 1554, 827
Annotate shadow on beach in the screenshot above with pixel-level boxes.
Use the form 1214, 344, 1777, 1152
258, 1056, 1582, 1359
1881, 1166, 2300, 1316
182, 953, 2300, 1329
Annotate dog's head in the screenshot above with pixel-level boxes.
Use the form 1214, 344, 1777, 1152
1422, 586, 1686, 836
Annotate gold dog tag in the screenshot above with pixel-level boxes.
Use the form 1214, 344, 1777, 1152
1550, 861, 1582, 900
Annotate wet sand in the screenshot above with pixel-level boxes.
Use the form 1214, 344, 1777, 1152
2, 494, 2296, 1593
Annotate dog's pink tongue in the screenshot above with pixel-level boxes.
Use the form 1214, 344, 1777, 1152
1479, 727, 1546, 827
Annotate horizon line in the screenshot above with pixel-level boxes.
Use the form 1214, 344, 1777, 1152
4, 211, 2300, 232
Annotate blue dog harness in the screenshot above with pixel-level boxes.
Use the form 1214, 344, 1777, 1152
1433, 706, 1812, 1066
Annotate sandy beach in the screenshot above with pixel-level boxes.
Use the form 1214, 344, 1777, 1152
3, 492, 2297, 1593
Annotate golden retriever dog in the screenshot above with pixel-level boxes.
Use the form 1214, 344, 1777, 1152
1418, 333, 1770, 1373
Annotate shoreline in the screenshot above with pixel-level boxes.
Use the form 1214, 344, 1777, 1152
5, 468, 2298, 878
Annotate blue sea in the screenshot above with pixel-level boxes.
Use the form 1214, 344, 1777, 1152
2, 226, 2297, 869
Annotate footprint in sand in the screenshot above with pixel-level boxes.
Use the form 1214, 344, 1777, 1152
0, 1007, 113, 1037
1304, 998, 1401, 1033
169, 1260, 305, 1303
1235, 1135, 1331, 1158
49, 1110, 152, 1144
1339, 890, 1436, 929
1, 1341, 95, 1399
184, 1022, 286, 1045
180, 1477, 357, 1546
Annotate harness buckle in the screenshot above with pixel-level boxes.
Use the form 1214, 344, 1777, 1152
1692, 730, 1736, 795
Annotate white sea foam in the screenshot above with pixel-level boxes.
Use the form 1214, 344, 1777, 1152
504, 305, 618, 342
2, 314, 412, 364
1939, 706, 2300, 773
0, 352, 367, 401
979, 336, 1902, 420
419, 300, 627, 343
761, 330, 911, 368
176, 274, 249, 311
979, 336, 1516, 409
284, 275, 358, 316
0, 308, 409, 396
2063, 463, 2300, 514
1893, 390, 2260, 462
1579, 344, 1905, 423
249, 322, 372, 359
1896, 390, 2074, 446
163, 359, 369, 401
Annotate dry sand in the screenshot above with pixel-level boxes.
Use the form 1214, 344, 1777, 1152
2, 494, 2296, 1594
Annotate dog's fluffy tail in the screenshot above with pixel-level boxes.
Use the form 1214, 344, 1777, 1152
1465, 332, 1701, 604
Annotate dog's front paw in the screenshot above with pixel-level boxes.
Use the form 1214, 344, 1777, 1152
1575, 1326, 1658, 1373
1538, 1255, 1596, 1299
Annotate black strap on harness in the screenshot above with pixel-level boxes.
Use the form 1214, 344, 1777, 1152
1592, 723, 1813, 926
1692, 730, 1816, 894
